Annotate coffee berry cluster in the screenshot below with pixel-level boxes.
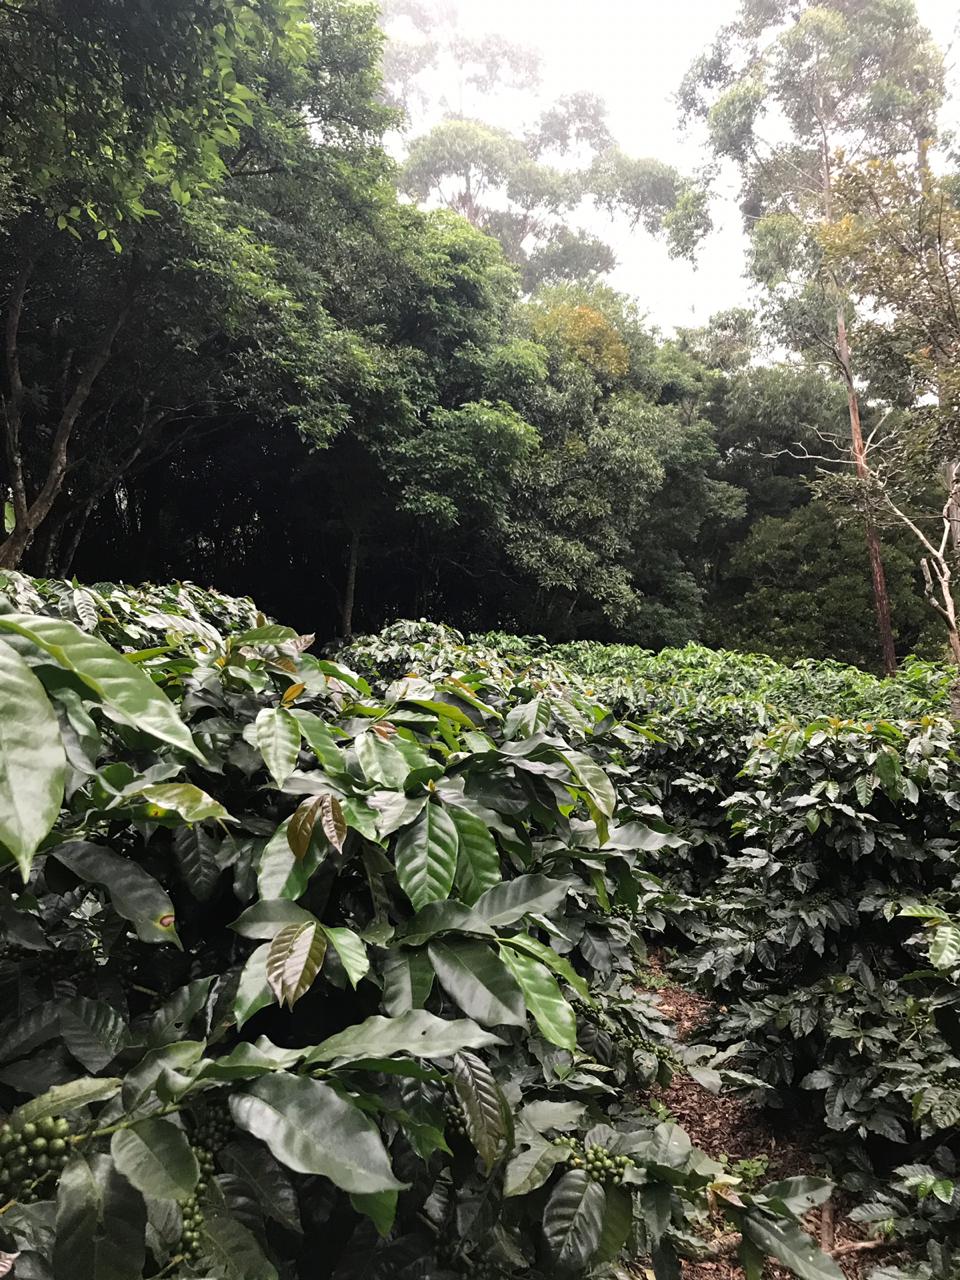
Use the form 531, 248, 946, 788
624, 1034, 675, 1060
180, 1194, 206, 1264
177, 1100, 232, 1264
0, 1115, 72, 1200
552, 1135, 635, 1185
444, 1098, 469, 1138
611, 905, 643, 922
191, 1100, 232, 1156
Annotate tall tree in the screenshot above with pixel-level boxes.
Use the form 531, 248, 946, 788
817, 159, 960, 661
681, 0, 944, 672
0, 0, 386, 569
382, 0, 710, 287
0, 0, 312, 229
717, 502, 935, 666
491, 284, 743, 642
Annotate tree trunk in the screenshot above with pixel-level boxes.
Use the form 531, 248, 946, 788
835, 307, 898, 674
38, 504, 74, 575
0, 272, 131, 569
341, 526, 360, 639
0, 523, 34, 571
817, 121, 897, 673
59, 500, 96, 577
939, 463, 960, 557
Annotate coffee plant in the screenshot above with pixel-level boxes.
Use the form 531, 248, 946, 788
343, 621, 960, 1278
0, 576, 848, 1280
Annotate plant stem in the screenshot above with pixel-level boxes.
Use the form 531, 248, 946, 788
73, 1103, 181, 1144
155, 1254, 187, 1278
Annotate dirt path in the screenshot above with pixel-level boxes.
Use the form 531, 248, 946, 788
632, 970, 890, 1280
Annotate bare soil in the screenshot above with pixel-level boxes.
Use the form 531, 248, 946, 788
626, 964, 899, 1280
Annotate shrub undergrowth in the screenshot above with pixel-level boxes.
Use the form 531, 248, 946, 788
0, 587, 955, 1280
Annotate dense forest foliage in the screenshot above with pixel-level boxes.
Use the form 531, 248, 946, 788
1, 0, 958, 671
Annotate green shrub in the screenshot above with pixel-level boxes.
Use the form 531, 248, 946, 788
0, 581, 839, 1280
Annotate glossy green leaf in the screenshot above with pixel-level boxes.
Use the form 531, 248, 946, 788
0, 612, 201, 758
289, 710, 346, 773
356, 731, 409, 787
542, 1168, 605, 1273
400, 899, 494, 947
758, 1177, 834, 1217
233, 943, 273, 1029
231, 899, 315, 939
201, 1213, 279, 1280
258, 818, 322, 901
220, 1140, 302, 1234
382, 948, 436, 1014
231, 1073, 405, 1193
135, 782, 233, 824
405, 697, 476, 728
255, 706, 301, 788
449, 804, 501, 904
320, 924, 369, 987
349, 1190, 398, 1238
650, 1122, 692, 1169
742, 1212, 844, 1280
594, 1184, 633, 1265
504, 698, 550, 740
473, 874, 569, 926
307, 1009, 503, 1063
560, 748, 616, 817
929, 923, 960, 969
111, 1117, 199, 1201
428, 940, 526, 1027
52, 842, 179, 945
14, 1077, 121, 1126
395, 801, 459, 910
504, 1133, 568, 1197
172, 823, 221, 900
233, 624, 299, 647
498, 944, 577, 1049
59, 997, 128, 1071
0, 637, 65, 876
265, 921, 326, 1008
54, 1153, 147, 1280
498, 932, 591, 1002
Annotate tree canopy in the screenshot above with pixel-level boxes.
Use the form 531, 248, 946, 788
0, 0, 957, 671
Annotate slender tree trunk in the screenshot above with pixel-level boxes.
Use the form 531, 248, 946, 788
341, 525, 360, 639
0, 270, 132, 569
943, 462, 960, 557
818, 120, 897, 673
920, 551, 960, 668
58, 499, 97, 576
918, 139, 960, 564
38, 503, 74, 575
834, 307, 897, 673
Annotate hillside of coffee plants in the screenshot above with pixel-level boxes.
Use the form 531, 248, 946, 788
0, 577, 957, 1280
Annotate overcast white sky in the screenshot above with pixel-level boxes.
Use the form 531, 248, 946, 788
398, 0, 959, 334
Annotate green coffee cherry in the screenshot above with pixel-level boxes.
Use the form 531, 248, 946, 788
0, 1112, 72, 1199
444, 1097, 469, 1138
190, 1099, 232, 1154
180, 1194, 206, 1263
